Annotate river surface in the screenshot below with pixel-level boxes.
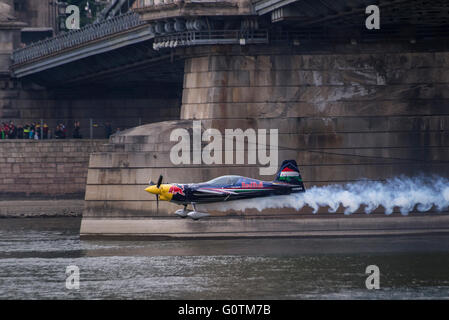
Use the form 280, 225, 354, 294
0, 217, 448, 299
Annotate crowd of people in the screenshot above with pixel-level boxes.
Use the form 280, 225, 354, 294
0, 121, 120, 140
0, 121, 75, 140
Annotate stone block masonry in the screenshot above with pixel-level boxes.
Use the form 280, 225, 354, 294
0, 140, 108, 198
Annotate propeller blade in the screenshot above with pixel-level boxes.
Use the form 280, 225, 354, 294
157, 175, 163, 188
155, 194, 159, 212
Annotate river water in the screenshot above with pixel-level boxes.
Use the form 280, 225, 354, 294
0, 217, 448, 299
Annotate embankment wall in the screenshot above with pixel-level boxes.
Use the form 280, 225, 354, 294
0, 139, 108, 198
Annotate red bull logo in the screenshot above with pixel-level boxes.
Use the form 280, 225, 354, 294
242, 181, 264, 188
169, 185, 185, 196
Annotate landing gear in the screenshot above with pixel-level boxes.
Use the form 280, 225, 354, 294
174, 203, 210, 220
174, 205, 188, 218
187, 211, 210, 220
187, 203, 210, 220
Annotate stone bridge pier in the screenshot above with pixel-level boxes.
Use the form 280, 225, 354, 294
81, 43, 449, 238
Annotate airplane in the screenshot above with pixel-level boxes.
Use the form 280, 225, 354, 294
145, 160, 306, 220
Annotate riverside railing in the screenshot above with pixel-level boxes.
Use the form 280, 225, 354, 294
0, 118, 147, 140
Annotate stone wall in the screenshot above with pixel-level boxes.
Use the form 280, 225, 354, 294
0, 139, 108, 198
0, 1, 24, 74
12, 0, 55, 29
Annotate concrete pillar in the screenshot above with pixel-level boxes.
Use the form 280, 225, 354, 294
181, 49, 449, 184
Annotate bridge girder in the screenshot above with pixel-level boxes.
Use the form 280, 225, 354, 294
9, 0, 449, 87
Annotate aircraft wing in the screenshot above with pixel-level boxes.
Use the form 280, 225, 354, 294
195, 188, 238, 195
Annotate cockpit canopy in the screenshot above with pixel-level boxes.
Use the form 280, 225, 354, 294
204, 175, 242, 186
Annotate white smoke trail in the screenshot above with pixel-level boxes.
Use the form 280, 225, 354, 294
197, 176, 449, 215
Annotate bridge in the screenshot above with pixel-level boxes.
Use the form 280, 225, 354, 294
10, 0, 449, 86
2, 0, 449, 237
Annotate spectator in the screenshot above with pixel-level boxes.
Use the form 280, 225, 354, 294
35, 123, 41, 137
55, 124, 66, 139
23, 125, 30, 139
73, 120, 82, 139
43, 123, 49, 139
55, 124, 61, 139
1, 122, 9, 139
29, 128, 34, 139
60, 122, 67, 139
17, 125, 24, 139
104, 122, 112, 139
8, 121, 16, 139
0, 124, 5, 139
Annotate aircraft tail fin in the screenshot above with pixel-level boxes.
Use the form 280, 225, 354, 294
274, 160, 305, 189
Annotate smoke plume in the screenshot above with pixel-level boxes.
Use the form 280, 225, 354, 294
198, 176, 449, 215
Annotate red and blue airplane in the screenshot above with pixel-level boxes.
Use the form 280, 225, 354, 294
145, 160, 306, 220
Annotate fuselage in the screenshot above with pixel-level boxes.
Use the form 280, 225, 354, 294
145, 175, 305, 205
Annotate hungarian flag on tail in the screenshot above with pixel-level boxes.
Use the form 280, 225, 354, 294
274, 160, 305, 189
